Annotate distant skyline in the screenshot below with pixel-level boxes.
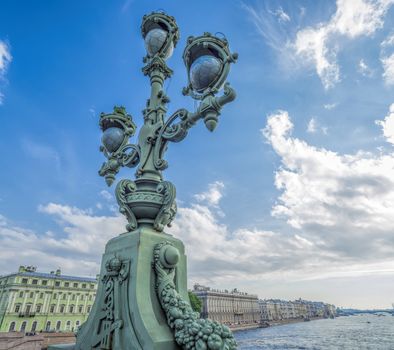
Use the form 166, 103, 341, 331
0, 0, 393, 309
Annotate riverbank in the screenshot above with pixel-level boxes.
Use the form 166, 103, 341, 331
231, 317, 327, 333
268, 316, 325, 327
230, 324, 262, 332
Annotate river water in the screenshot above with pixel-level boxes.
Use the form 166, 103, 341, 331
234, 314, 394, 350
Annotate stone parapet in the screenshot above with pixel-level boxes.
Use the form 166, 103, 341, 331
0, 332, 43, 350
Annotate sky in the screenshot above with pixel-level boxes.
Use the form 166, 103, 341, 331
0, 0, 393, 309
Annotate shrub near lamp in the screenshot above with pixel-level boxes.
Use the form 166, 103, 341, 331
50, 11, 237, 350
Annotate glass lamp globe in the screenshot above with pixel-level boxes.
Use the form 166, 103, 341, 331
102, 127, 124, 153
144, 28, 174, 59
189, 55, 222, 92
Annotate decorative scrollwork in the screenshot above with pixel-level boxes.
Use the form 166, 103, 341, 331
154, 181, 177, 232
153, 242, 237, 350
153, 109, 191, 171
115, 179, 138, 232
142, 56, 173, 79
91, 256, 130, 349
117, 144, 140, 168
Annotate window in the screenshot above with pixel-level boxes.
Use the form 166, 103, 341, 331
64, 282, 69, 287
78, 305, 83, 313
76, 320, 80, 327
82, 284, 86, 288
69, 305, 74, 313
80, 295, 84, 301
15, 304, 21, 313
55, 281, 60, 287
66, 320, 71, 331
36, 304, 42, 313
50, 304, 55, 313
87, 306, 91, 313
31, 321, 37, 332
45, 321, 51, 331
26, 304, 32, 313
63, 294, 67, 300
32, 279, 38, 285
39, 293, 44, 299
19, 291, 23, 298
89, 295, 93, 301
42, 280, 48, 286
73, 283, 78, 288
9, 322, 16, 332
56, 321, 61, 331
29, 292, 34, 298
21, 278, 28, 284
60, 305, 65, 313
90, 284, 94, 289
20, 321, 27, 332
53, 293, 57, 299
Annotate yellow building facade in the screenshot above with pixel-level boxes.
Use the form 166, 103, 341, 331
0, 266, 97, 333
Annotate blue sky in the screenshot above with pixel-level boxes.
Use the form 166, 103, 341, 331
0, 0, 394, 309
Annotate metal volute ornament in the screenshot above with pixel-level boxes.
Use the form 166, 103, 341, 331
98, 12, 237, 233
57, 10, 238, 350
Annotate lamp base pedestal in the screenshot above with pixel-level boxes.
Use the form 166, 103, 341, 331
49, 227, 186, 350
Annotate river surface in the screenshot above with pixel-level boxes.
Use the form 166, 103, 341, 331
234, 314, 394, 350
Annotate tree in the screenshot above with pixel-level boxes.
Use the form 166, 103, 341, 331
188, 291, 202, 314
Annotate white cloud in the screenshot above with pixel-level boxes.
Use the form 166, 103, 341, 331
270, 7, 291, 23
0, 204, 126, 276
89, 107, 96, 117
0, 41, 11, 73
381, 53, 394, 85
294, 0, 393, 89
323, 103, 337, 110
307, 117, 328, 135
194, 181, 225, 207
376, 103, 394, 144
358, 59, 374, 77
307, 118, 317, 133
294, 26, 340, 89
381, 33, 394, 47
263, 110, 394, 266
380, 33, 394, 85
244, 1, 394, 89
99, 190, 113, 202
242, 3, 298, 70
0, 40, 12, 104
1, 170, 394, 294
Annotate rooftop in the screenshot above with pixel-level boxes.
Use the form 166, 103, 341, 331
0, 265, 97, 283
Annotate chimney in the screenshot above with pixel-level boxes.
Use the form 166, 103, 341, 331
55, 268, 61, 276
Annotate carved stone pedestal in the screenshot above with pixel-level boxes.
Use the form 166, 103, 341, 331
49, 227, 186, 350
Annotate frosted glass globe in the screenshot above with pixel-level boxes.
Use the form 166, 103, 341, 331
189, 55, 222, 92
144, 28, 174, 59
102, 127, 124, 153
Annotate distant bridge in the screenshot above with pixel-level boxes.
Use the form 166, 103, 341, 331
338, 309, 394, 316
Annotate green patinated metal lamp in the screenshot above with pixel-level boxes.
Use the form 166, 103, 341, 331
50, 11, 237, 350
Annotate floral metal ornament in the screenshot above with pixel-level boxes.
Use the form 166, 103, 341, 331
153, 241, 237, 350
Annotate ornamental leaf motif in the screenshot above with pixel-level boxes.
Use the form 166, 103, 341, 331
153, 242, 237, 350
115, 179, 138, 231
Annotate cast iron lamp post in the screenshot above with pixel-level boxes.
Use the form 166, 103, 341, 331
52, 11, 237, 350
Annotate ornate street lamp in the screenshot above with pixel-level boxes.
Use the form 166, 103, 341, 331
57, 11, 237, 350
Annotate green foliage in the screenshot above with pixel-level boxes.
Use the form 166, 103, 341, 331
188, 291, 202, 314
